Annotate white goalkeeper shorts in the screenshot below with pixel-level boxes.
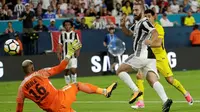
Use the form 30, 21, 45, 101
65, 58, 78, 69
123, 54, 159, 78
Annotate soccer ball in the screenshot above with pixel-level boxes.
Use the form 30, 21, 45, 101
4, 39, 20, 55
108, 38, 126, 56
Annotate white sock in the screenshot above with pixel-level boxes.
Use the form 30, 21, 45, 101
118, 72, 139, 92
64, 75, 71, 84
153, 81, 168, 104
71, 74, 77, 83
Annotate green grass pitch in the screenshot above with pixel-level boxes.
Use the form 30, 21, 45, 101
0, 70, 199, 112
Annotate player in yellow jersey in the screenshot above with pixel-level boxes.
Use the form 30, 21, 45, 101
131, 9, 193, 109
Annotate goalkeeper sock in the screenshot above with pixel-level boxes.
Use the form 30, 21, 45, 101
118, 72, 139, 92
136, 79, 144, 101
64, 75, 71, 84
172, 79, 187, 95
77, 82, 106, 95
71, 73, 77, 83
153, 81, 168, 104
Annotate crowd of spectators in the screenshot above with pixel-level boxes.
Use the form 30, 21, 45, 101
0, 0, 200, 31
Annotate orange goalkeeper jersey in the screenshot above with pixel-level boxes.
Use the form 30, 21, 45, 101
16, 60, 68, 111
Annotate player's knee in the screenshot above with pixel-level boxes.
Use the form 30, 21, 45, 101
136, 73, 143, 79
166, 77, 174, 84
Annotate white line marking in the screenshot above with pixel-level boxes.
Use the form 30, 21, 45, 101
1, 100, 200, 104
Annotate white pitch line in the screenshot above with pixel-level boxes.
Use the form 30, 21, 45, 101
0, 100, 200, 104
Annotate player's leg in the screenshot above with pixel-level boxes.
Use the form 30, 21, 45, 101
70, 58, 78, 83
64, 69, 71, 85
157, 59, 193, 105
76, 82, 117, 98
144, 59, 172, 112
131, 71, 145, 109
116, 56, 143, 104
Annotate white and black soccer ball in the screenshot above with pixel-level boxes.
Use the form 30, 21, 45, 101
4, 39, 20, 55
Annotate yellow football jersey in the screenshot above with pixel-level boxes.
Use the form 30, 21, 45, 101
151, 22, 167, 57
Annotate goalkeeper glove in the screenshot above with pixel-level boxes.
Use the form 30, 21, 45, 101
65, 40, 82, 59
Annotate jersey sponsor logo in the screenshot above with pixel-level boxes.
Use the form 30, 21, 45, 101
0, 61, 3, 78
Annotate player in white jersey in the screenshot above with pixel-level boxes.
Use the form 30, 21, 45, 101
57, 20, 81, 85
116, 1, 172, 112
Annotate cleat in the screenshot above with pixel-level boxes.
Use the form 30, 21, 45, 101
162, 99, 173, 112
105, 82, 118, 98
131, 101, 145, 109
129, 91, 143, 104
185, 92, 193, 105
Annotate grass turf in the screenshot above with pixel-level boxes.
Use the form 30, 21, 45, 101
0, 70, 199, 112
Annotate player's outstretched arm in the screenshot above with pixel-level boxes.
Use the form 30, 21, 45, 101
145, 29, 161, 48
16, 87, 25, 112
47, 40, 82, 76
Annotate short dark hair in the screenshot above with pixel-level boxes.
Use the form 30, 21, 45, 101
144, 9, 155, 16
193, 24, 199, 30
63, 19, 73, 27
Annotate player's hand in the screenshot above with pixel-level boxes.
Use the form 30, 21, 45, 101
144, 39, 152, 46
65, 40, 82, 59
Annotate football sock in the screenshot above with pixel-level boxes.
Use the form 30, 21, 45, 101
118, 72, 139, 92
71, 73, 77, 83
77, 82, 106, 95
153, 81, 168, 104
172, 79, 187, 95
137, 79, 144, 101
64, 75, 71, 84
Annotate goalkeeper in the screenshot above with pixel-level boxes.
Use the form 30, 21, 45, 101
16, 40, 118, 112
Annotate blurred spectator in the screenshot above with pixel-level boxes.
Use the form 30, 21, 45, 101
21, 0, 29, 5
160, 13, 176, 27
179, 5, 184, 13
56, 9, 63, 18
2, 4, 9, 15
19, 3, 35, 33
73, 17, 82, 29
106, 18, 116, 30
63, 4, 75, 18
55, 3, 64, 16
4, 21, 15, 34
43, 6, 56, 19
184, 11, 196, 26
14, 32, 24, 56
101, 6, 111, 16
34, 18, 48, 32
59, 0, 68, 10
41, 0, 50, 13
103, 27, 118, 73
165, 6, 173, 14
104, 0, 114, 12
29, 2, 35, 12
48, 19, 58, 31
170, 0, 180, 13
150, 0, 159, 13
79, 17, 89, 29
0, 7, 7, 20
7, 9, 15, 20
190, 0, 199, 12
5, 0, 17, 11
158, 0, 169, 13
190, 25, 200, 47
183, 0, 191, 12
85, 7, 97, 16
50, 0, 57, 11
93, 0, 103, 14
79, 0, 89, 9
30, 0, 41, 10
35, 7, 43, 19
14, 0, 25, 18
92, 16, 106, 29
121, 1, 131, 15
112, 3, 122, 17
76, 2, 87, 17
197, 6, 200, 13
